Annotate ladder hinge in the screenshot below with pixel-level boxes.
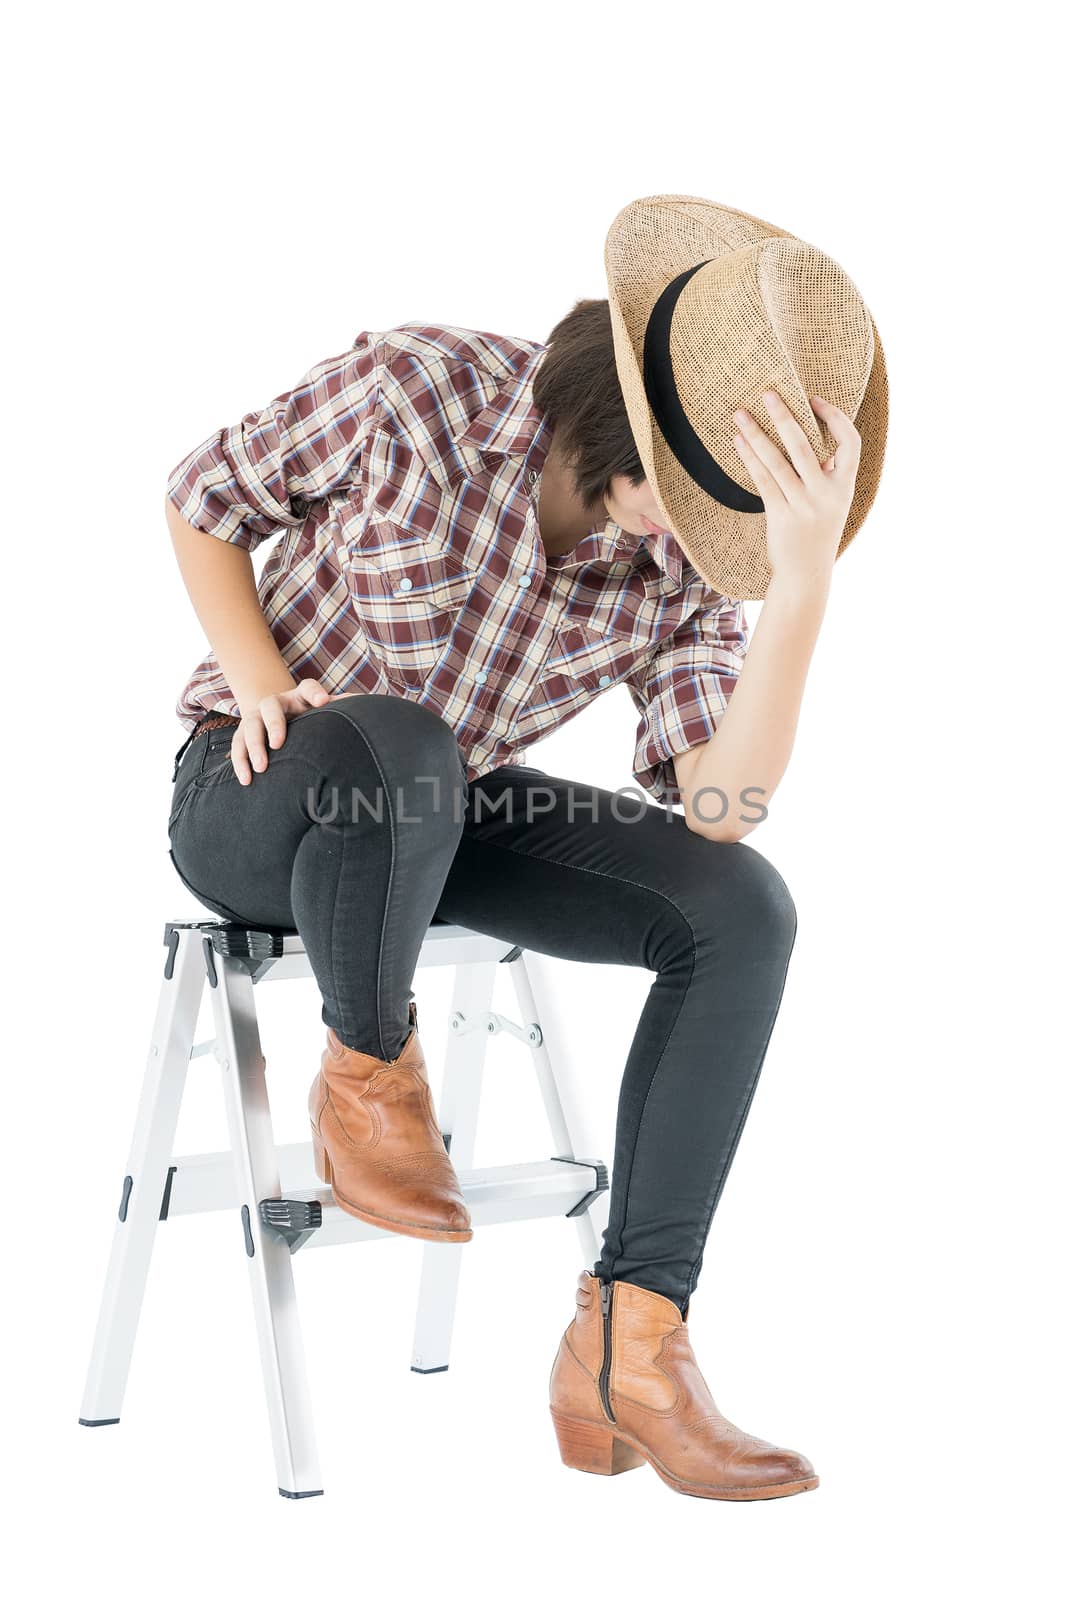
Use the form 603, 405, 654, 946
448, 1009, 542, 1047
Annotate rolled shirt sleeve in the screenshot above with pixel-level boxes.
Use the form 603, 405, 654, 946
625, 596, 749, 806
165, 330, 384, 552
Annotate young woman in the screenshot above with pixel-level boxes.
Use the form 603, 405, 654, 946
165, 196, 884, 1503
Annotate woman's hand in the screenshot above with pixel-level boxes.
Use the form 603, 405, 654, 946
231, 678, 332, 785
733, 391, 862, 593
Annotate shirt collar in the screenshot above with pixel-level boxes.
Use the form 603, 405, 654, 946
450, 347, 688, 592
453, 351, 548, 464
634, 527, 686, 587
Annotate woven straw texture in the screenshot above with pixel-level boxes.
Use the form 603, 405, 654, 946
605, 194, 889, 600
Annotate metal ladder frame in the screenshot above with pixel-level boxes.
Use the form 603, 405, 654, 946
78, 919, 607, 1498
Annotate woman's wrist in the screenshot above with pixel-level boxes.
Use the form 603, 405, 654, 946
762, 565, 833, 618
227, 666, 299, 715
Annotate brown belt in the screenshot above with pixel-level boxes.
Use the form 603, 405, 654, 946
191, 712, 241, 743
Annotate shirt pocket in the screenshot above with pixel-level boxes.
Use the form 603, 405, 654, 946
509, 622, 640, 736
345, 543, 478, 686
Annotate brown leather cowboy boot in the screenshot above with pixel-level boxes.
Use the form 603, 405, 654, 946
549, 1269, 818, 1500
308, 1001, 472, 1243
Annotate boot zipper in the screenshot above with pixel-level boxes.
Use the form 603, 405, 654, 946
597, 1278, 616, 1423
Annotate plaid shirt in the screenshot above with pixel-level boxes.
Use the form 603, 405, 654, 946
166, 322, 748, 805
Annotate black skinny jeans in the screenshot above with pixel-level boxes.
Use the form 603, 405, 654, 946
168, 694, 798, 1313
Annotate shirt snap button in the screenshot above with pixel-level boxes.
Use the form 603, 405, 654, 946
396, 577, 414, 594
474, 670, 488, 685
517, 574, 532, 589
598, 674, 612, 688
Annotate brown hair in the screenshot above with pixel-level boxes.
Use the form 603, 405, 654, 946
532, 298, 645, 513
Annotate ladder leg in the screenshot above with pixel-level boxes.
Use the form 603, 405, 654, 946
210, 952, 323, 1499
410, 958, 497, 1374
79, 927, 204, 1425
508, 951, 605, 1266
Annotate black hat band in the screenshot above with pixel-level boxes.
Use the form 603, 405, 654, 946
642, 260, 765, 516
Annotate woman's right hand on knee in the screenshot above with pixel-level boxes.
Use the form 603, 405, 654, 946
232, 679, 332, 785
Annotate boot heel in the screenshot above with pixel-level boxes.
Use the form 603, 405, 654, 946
311, 1125, 333, 1186
551, 1412, 645, 1476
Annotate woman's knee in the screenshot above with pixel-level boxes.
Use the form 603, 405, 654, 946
293, 694, 466, 823
687, 839, 798, 957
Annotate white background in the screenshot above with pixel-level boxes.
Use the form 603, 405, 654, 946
4, 2, 1063, 1595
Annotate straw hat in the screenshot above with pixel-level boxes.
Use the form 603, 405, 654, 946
604, 194, 889, 600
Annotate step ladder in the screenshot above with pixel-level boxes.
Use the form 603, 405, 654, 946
78, 918, 608, 1498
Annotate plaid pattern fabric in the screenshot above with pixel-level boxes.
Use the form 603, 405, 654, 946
167, 322, 748, 804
